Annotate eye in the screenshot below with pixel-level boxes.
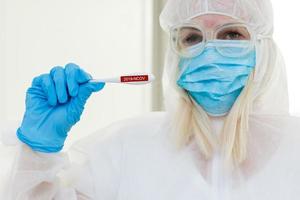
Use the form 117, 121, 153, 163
178, 27, 204, 48
224, 31, 243, 40
182, 33, 203, 46
217, 27, 250, 40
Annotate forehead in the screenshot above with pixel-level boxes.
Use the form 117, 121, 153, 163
191, 14, 240, 29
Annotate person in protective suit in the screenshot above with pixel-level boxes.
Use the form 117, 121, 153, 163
5, 0, 300, 199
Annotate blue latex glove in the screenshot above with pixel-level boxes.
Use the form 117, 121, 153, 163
17, 63, 105, 153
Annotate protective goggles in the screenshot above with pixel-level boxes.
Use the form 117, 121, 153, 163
170, 22, 256, 58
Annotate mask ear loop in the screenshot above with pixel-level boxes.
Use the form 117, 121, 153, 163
257, 34, 272, 40
253, 34, 273, 83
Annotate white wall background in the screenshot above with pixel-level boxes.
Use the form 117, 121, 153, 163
273, 1, 300, 116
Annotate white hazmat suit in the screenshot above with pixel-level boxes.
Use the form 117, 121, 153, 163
2, 0, 300, 199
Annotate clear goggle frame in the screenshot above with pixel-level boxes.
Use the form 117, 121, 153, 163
170, 22, 257, 58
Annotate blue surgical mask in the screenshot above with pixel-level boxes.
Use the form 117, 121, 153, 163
177, 40, 256, 116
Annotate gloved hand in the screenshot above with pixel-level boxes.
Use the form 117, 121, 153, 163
17, 63, 105, 153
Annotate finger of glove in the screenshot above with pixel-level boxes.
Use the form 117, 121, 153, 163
65, 63, 92, 97
70, 82, 105, 111
32, 74, 57, 106
76, 68, 92, 84
50, 66, 68, 104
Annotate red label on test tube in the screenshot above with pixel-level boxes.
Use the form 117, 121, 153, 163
120, 75, 149, 82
